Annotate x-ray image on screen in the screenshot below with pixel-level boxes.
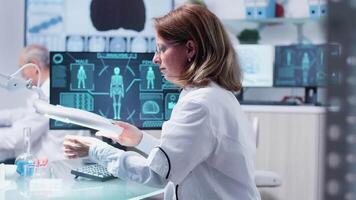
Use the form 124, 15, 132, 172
25, 0, 174, 51
274, 43, 341, 87
50, 52, 180, 130
234, 45, 274, 87
90, 0, 146, 32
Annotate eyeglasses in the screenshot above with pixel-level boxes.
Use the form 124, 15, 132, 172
155, 45, 168, 55
155, 43, 181, 55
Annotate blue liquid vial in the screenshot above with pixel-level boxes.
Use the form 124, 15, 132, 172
15, 128, 36, 176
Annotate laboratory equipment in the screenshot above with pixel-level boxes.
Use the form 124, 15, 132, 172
15, 128, 36, 176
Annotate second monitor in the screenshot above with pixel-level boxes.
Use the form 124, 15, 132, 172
50, 52, 180, 130
274, 43, 341, 87
234, 45, 275, 88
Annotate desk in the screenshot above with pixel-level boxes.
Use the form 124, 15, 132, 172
1, 160, 164, 200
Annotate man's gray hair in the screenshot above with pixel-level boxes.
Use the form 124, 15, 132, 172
22, 44, 50, 69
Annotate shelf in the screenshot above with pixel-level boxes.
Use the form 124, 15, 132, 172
223, 17, 326, 44
241, 105, 326, 114
223, 17, 325, 27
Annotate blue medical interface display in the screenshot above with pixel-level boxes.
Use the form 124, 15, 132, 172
50, 52, 180, 129
274, 44, 341, 87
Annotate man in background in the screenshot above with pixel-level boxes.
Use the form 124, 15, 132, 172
0, 44, 87, 163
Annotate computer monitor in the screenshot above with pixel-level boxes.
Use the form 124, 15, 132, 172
273, 43, 341, 87
234, 45, 275, 88
274, 43, 341, 104
49, 52, 180, 130
25, 0, 174, 51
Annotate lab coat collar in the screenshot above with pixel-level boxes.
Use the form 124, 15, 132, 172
180, 87, 193, 98
180, 81, 217, 98
40, 78, 50, 99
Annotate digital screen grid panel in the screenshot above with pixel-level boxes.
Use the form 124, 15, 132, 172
50, 52, 180, 130
274, 44, 341, 87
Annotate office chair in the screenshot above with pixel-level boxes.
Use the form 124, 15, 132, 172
252, 117, 282, 187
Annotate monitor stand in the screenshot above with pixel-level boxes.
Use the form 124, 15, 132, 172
236, 88, 298, 106
304, 87, 320, 105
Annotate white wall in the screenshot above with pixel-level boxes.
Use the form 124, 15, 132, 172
0, 0, 28, 109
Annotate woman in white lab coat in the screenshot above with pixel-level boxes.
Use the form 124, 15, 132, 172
64, 4, 261, 200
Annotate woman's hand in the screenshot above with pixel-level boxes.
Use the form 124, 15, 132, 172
96, 121, 143, 147
63, 135, 102, 159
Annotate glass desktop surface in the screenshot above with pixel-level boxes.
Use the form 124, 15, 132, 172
3, 159, 164, 200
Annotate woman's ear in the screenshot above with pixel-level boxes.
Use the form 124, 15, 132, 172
186, 40, 196, 61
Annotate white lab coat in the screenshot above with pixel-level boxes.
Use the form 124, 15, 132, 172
89, 81, 261, 200
0, 79, 89, 161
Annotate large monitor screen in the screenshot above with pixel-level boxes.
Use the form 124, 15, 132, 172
274, 44, 341, 87
234, 45, 274, 87
25, 0, 174, 52
50, 52, 180, 130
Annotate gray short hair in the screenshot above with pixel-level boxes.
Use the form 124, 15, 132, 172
21, 44, 50, 69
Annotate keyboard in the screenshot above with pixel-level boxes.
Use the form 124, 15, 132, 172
71, 164, 117, 182
240, 100, 298, 106
142, 121, 163, 128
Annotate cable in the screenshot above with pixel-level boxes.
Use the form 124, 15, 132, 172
11, 63, 42, 88
10, 63, 46, 100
